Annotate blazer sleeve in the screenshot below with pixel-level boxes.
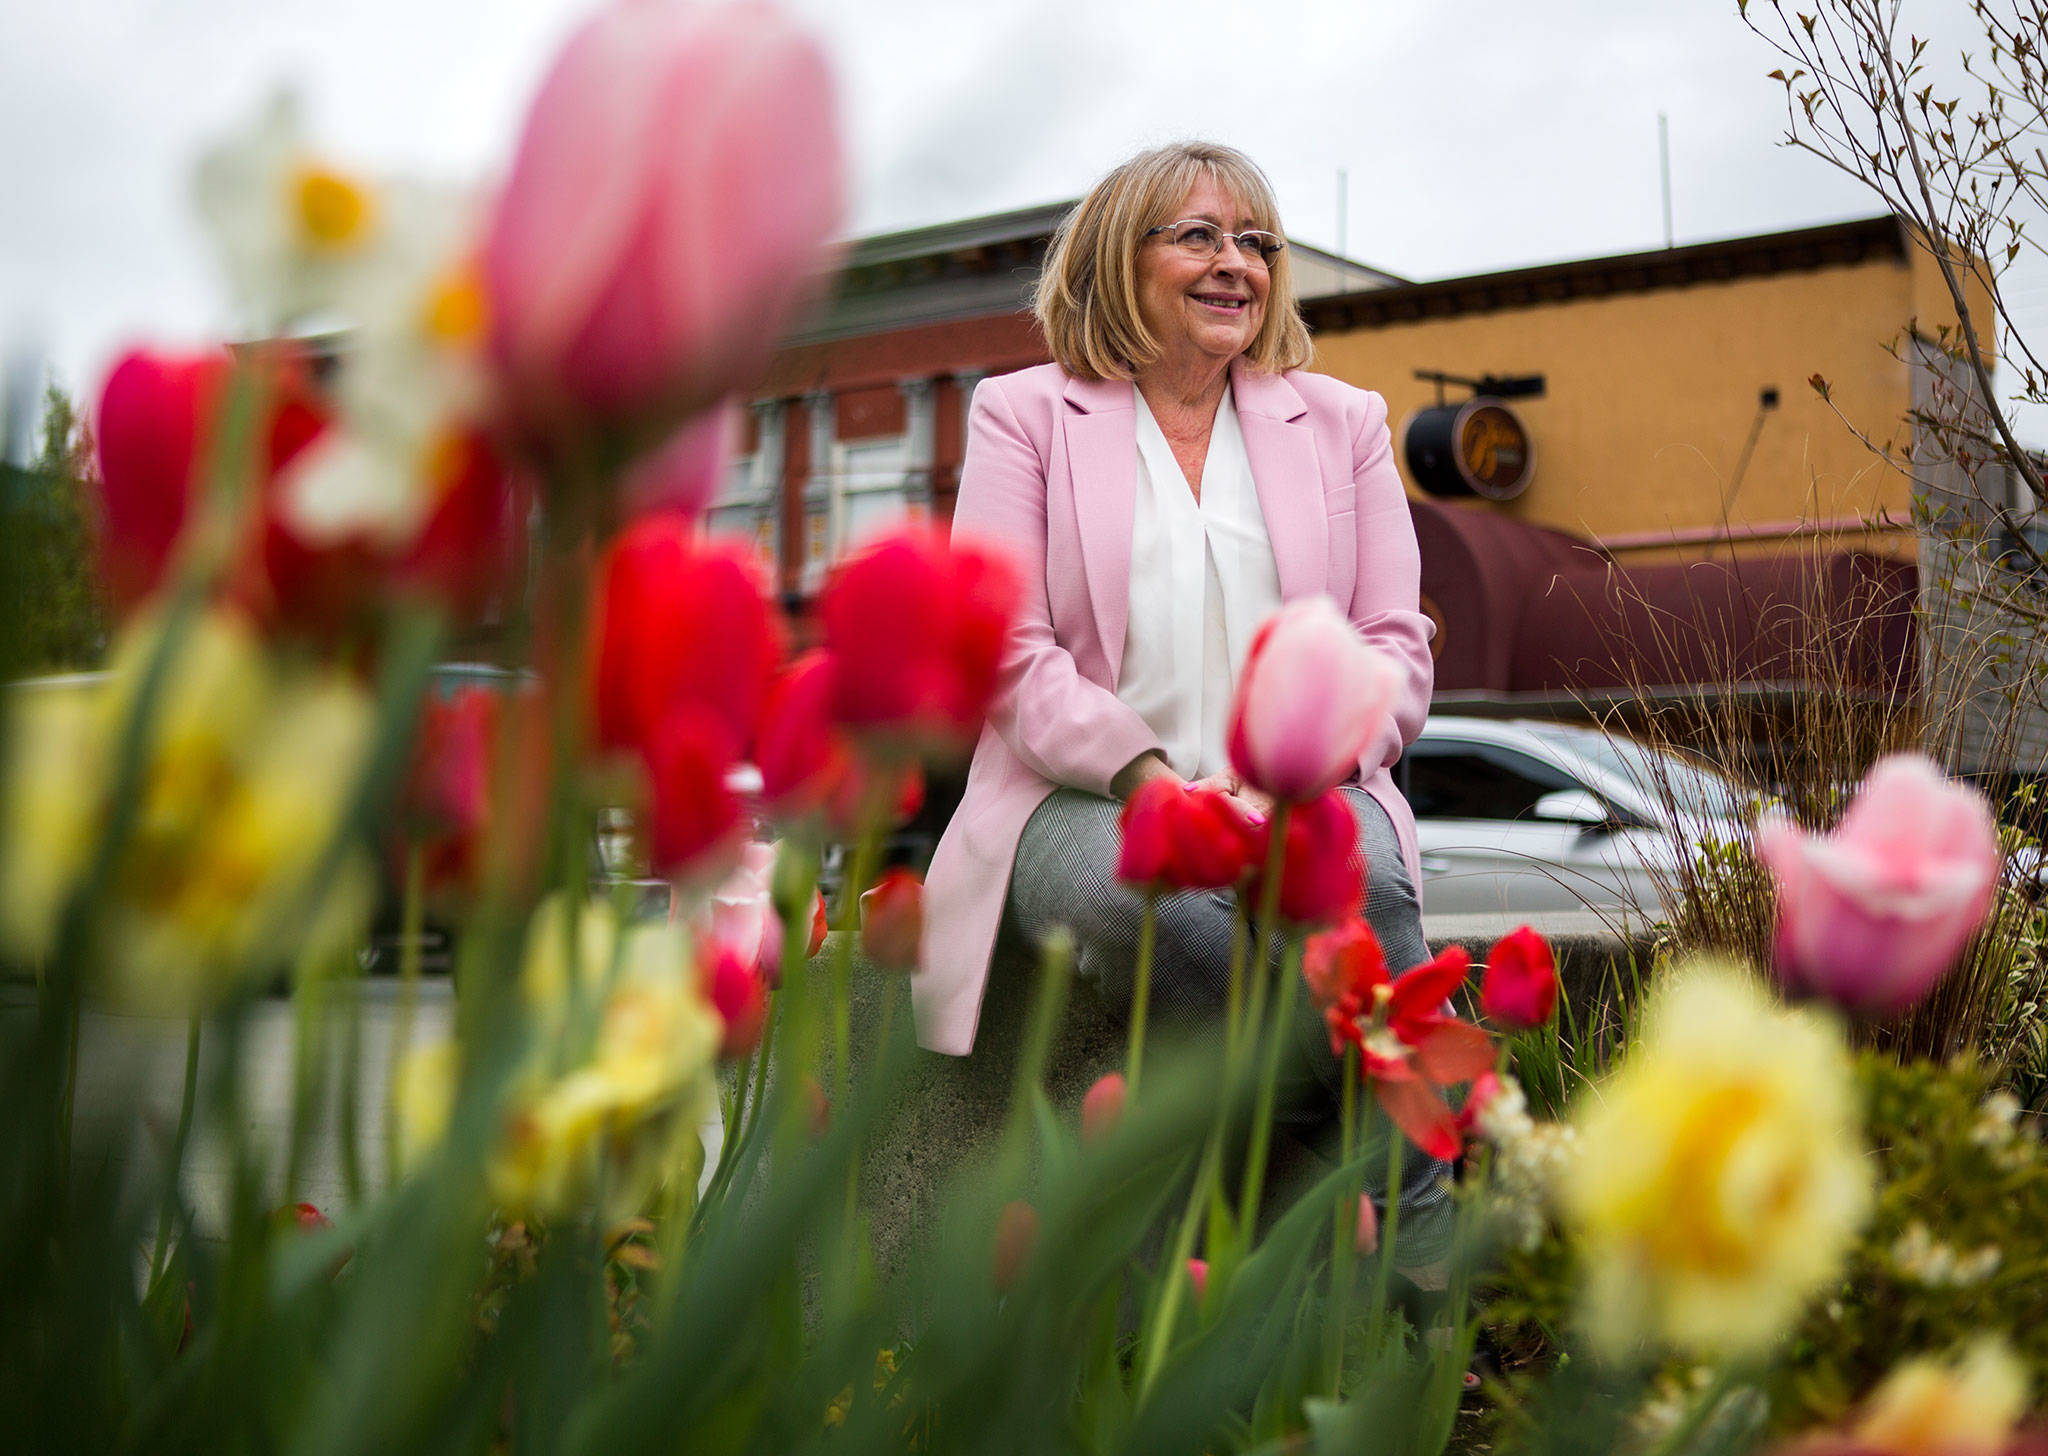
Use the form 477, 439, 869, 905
952, 377, 1162, 796
1346, 389, 1436, 778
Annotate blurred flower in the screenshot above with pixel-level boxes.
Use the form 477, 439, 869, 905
496, 898, 722, 1217
1480, 925, 1557, 1030
1244, 790, 1363, 929
993, 1200, 1038, 1293
1186, 1258, 1209, 1300
1080, 1072, 1126, 1144
395, 682, 548, 903
700, 939, 767, 1060
860, 868, 923, 972
621, 402, 736, 520
755, 651, 850, 818
1562, 960, 1871, 1361
1116, 779, 1258, 894
1756, 754, 1999, 1017
1326, 944, 1492, 1162
808, 888, 829, 958
94, 345, 329, 619
820, 529, 1021, 759
592, 517, 782, 760
1888, 1220, 2002, 1289
1779, 1338, 2033, 1456
642, 705, 747, 884
195, 89, 417, 330
1226, 597, 1396, 803
1461, 1071, 1576, 1252
484, 0, 842, 450
0, 608, 377, 1011
703, 841, 785, 979
392, 1036, 458, 1174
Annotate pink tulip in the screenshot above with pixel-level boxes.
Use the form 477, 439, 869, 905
484, 0, 843, 447
1186, 1258, 1209, 1299
1227, 598, 1398, 802
1080, 1072, 1126, 1144
1755, 753, 2000, 1016
706, 841, 784, 979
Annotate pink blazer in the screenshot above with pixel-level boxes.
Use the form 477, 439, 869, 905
913, 357, 1436, 1056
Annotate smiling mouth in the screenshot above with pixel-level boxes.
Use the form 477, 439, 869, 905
1193, 295, 1248, 312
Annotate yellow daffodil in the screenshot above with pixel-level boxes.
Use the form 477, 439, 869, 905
1562, 959, 1871, 1361
0, 609, 376, 1012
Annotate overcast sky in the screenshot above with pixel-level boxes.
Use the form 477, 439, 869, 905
6, 0, 2044, 444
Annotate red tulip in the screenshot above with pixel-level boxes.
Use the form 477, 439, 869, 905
1303, 916, 1387, 1056
288, 1201, 330, 1231
1245, 790, 1364, 929
1479, 925, 1558, 1030
820, 528, 1022, 759
1327, 946, 1492, 1162
1116, 780, 1257, 893
860, 867, 923, 972
756, 651, 851, 813
398, 686, 496, 893
1186, 1258, 1209, 1299
94, 346, 328, 618
620, 402, 735, 520
484, 0, 842, 448
1080, 1072, 1126, 1144
1227, 598, 1398, 803
642, 704, 746, 883
993, 1200, 1037, 1293
1756, 753, 2001, 1017
701, 939, 767, 1059
591, 515, 783, 760
808, 888, 829, 958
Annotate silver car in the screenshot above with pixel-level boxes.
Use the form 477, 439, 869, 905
1400, 716, 1748, 919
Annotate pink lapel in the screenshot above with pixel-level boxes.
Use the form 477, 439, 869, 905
1061, 373, 1137, 689
1231, 360, 1327, 602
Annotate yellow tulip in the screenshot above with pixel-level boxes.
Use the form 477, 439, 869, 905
2, 609, 376, 1012
1563, 960, 1871, 1360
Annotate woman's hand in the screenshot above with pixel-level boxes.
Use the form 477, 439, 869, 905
1189, 769, 1272, 827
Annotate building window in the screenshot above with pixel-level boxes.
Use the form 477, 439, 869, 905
707, 400, 783, 567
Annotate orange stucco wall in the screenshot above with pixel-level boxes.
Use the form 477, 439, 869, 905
1308, 248, 1983, 565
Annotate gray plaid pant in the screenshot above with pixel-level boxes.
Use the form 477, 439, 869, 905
1005, 784, 1456, 1263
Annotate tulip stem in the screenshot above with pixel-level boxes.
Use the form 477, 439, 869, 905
1365, 1106, 1406, 1351
383, 840, 426, 1183
1239, 802, 1293, 1090
1126, 894, 1158, 1098
1326, 1044, 1360, 1391
1137, 1141, 1219, 1402
1237, 934, 1303, 1238
147, 1012, 202, 1290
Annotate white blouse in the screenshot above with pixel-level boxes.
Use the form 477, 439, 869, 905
1117, 385, 1283, 779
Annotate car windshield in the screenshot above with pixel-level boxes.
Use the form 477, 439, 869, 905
1525, 725, 1747, 823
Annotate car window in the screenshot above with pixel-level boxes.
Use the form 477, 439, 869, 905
1404, 742, 1578, 821
1525, 726, 1744, 823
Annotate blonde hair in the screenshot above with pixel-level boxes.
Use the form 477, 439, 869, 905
1034, 142, 1312, 382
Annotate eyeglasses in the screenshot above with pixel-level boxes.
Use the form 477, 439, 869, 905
1143, 219, 1286, 267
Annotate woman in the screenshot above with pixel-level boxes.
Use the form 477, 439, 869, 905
914, 142, 1444, 1245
